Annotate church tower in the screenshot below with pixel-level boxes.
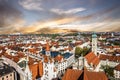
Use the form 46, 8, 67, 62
92, 33, 97, 56
24, 53, 32, 80
46, 41, 51, 56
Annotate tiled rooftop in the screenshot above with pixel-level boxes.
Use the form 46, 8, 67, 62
99, 54, 120, 62
115, 64, 120, 71
62, 69, 108, 80
85, 52, 100, 66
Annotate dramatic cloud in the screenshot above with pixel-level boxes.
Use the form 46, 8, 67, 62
0, 0, 120, 34
19, 0, 43, 11
50, 8, 86, 15
18, 17, 78, 33
0, 0, 24, 33
36, 28, 72, 34
0, 2, 20, 25
54, 19, 120, 32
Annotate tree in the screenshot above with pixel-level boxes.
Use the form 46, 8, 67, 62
101, 65, 114, 78
82, 47, 90, 56
75, 47, 83, 58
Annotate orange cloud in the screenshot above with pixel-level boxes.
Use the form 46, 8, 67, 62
18, 17, 79, 33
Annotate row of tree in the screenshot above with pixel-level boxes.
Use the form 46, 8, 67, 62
75, 46, 90, 58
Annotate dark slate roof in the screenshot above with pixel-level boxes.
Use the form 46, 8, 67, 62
42, 50, 73, 59
63, 52, 73, 59
51, 51, 60, 58
18, 60, 26, 68
0, 62, 15, 77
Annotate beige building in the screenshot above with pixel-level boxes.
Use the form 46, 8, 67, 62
114, 64, 120, 79
0, 61, 17, 80
0, 72, 15, 80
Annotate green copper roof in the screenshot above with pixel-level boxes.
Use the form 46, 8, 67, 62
92, 33, 97, 38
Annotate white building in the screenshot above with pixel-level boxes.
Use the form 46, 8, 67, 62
84, 52, 100, 72
42, 60, 57, 80
99, 54, 120, 67
24, 63, 32, 80
73, 33, 101, 72
41, 41, 75, 80
98, 36, 106, 40
72, 57, 84, 70
114, 64, 120, 79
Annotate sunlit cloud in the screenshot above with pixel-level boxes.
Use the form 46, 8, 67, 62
19, 0, 43, 11
50, 8, 86, 15
53, 20, 120, 32
0, 0, 120, 34
19, 17, 78, 33
0, 0, 25, 34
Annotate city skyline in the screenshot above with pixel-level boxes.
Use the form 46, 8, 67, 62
0, 0, 120, 34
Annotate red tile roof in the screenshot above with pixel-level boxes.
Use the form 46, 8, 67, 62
115, 64, 120, 71
12, 57, 19, 63
62, 69, 108, 80
39, 61, 43, 76
43, 55, 53, 63
44, 55, 49, 63
99, 54, 120, 62
46, 42, 50, 51
85, 52, 100, 66
62, 69, 82, 80
92, 57, 100, 66
29, 64, 38, 80
3, 53, 19, 63
28, 57, 34, 65
17, 52, 25, 58
83, 70, 108, 80
55, 55, 63, 62
28, 48, 37, 53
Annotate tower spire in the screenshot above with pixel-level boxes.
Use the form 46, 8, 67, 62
92, 33, 97, 56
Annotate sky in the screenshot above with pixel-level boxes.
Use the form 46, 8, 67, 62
0, 0, 120, 34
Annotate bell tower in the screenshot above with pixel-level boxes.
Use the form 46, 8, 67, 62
92, 33, 97, 55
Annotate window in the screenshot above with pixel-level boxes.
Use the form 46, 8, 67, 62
2, 77, 4, 80
10, 74, 12, 76
46, 67, 48, 69
6, 76, 8, 78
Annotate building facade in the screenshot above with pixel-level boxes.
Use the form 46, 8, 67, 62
114, 64, 120, 79
0, 60, 17, 80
